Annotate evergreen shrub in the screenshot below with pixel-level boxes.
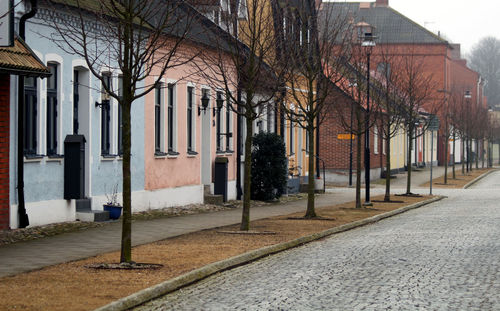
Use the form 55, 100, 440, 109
251, 132, 287, 201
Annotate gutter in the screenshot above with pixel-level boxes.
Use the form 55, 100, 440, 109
16, 0, 38, 228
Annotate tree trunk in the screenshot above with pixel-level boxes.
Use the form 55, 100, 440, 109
304, 126, 316, 218
476, 140, 479, 169
469, 139, 473, 172
120, 17, 133, 263
240, 114, 254, 231
120, 98, 132, 263
384, 123, 391, 202
481, 140, 485, 168
355, 115, 362, 208
406, 127, 413, 195
452, 131, 456, 179
461, 139, 465, 175
444, 129, 448, 184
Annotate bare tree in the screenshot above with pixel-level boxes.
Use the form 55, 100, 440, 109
333, 46, 383, 208
392, 51, 437, 195
333, 67, 369, 209
468, 37, 500, 107
197, 0, 287, 230
43, 0, 197, 263
280, 0, 353, 217
370, 49, 405, 201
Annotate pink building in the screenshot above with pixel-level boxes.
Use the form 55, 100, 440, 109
143, 34, 238, 208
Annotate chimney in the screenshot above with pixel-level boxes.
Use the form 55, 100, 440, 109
375, 0, 388, 7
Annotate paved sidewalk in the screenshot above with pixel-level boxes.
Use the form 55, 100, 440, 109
0, 167, 446, 278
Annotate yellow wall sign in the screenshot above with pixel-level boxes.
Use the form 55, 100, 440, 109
337, 134, 355, 140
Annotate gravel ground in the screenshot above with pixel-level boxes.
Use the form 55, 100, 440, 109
0, 195, 307, 246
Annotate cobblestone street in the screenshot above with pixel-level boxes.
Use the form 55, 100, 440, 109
135, 170, 500, 310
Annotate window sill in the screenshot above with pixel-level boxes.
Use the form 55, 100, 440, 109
225, 150, 234, 155
216, 150, 225, 155
46, 154, 64, 162
167, 151, 180, 159
101, 154, 117, 161
24, 155, 44, 162
187, 151, 198, 158
154, 151, 168, 159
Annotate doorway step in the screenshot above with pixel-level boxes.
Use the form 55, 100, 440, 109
75, 198, 110, 222
203, 185, 223, 205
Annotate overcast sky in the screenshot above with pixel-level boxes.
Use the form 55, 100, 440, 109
332, 0, 500, 56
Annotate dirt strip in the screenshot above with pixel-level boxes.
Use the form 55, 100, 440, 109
0, 194, 435, 311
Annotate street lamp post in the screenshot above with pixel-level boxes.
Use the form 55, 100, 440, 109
360, 26, 376, 206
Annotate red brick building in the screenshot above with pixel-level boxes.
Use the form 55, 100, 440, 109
320, 81, 386, 184
320, 0, 484, 171
0, 37, 49, 230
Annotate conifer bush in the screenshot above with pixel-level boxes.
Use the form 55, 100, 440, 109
251, 132, 287, 201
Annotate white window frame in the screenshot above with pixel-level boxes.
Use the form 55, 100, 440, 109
238, 0, 248, 19
186, 82, 197, 154
166, 79, 178, 154
45, 53, 64, 156
225, 91, 233, 152
154, 79, 166, 155
374, 126, 379, 154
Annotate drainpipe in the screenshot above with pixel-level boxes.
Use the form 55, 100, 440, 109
16, 0, 38, 228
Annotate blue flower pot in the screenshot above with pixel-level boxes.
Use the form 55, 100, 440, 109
103, 204, 122, 220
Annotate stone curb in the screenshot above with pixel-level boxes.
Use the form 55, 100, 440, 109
94, 195, 445, 311
463, 169, 499, 189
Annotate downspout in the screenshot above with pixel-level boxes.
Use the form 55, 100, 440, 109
17, 0, 38, 228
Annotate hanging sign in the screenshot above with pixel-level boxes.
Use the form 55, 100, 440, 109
337, 134, 356, 140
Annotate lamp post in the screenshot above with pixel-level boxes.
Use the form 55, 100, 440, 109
360, 25, 376, 206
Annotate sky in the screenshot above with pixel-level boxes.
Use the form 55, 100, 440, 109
333, 0, 500, 57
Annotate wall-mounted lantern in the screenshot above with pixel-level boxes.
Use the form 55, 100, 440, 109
199, 91, 210, 115
215, 92, 224, 116
95, 99, 110, 109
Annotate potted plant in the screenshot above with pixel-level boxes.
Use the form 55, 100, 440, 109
103, 185, 122, 220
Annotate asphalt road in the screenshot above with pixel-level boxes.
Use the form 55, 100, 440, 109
134, 170, 500, 310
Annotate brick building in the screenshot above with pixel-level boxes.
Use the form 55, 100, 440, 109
320, 0, 484, 171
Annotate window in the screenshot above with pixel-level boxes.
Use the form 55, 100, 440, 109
377, 62, 391, 78
256, 106, 263, 134
216, 91, 223, 152
237, 0, 247, 19
289, 119, 294, 154
187, 86, 195, 153
154, 83, 164, 154
24, 77, 38, 155
374, 126, 379, 154
46, 63, 58, 156
101, 73, 111, 155
73, 70, 79, 134
117, 76, 123, 155
167, 83, 177, 154
226, 96, 232, 151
